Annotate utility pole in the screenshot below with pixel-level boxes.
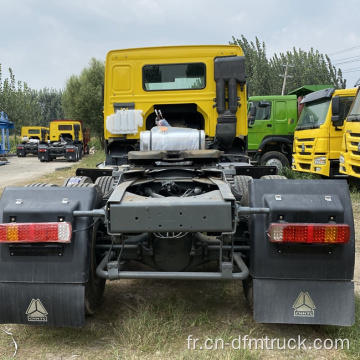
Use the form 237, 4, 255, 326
280, 63, 293, 95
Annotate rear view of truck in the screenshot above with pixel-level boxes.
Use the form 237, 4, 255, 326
0, 45, 355, 328
38, 119, 89, 162
16, 126, 49, 157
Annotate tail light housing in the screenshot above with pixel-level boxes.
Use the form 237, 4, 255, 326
268, 223, 350, 244
0, 222, 72, 243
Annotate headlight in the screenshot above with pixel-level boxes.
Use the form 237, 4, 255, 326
314, 156, 326, 165
339, 155, 345, 164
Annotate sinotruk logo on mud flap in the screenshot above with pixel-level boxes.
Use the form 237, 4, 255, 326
26, 299, 48, 322
293, 292, 316, 317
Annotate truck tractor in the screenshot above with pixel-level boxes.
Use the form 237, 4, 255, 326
247, 85, 332, 171
16, 126, 49, 157
0, 45, 354, 328
292, 87, 356, 177
38, 119, 90, 162
339, 79, 360, 178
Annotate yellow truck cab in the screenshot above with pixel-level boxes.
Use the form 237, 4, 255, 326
104, 45, 247, 165
292, 87, 356, 177
16, 126, 49, 157
38, 119, 89, 162
339, 82, 360, 178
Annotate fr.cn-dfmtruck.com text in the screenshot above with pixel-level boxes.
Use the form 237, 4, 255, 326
186, 335, 349, 351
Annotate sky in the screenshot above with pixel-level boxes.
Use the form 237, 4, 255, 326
1, 0, 360, 91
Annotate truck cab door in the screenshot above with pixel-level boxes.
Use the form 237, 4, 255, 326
329, 96, 354, 161
274, 100, 296, 135
247, 101, 273, 150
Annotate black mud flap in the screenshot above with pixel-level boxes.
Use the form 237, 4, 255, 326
0, 283, 85, 327
253, 279, 354, 326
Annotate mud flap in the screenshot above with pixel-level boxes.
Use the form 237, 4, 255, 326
0, 283, 85, 327
253, 278, 354, 326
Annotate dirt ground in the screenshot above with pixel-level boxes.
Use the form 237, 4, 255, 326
0, 154, 72, 192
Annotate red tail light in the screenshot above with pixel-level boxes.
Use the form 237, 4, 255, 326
38, 148, 47, 152
0, 222, 72, 243
66, 148, 75, 152
268, 223, 350, 244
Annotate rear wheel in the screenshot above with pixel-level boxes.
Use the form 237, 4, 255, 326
232, 175, 252, 200
24, 183, 58, 187
260, 175, 287, 180
260, 151, 289, 171
62, 176, 93, 187
85, 221, 106, 315
95, 176, 114, 196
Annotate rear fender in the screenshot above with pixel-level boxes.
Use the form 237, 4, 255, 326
0, 186, 100, 327
248, 179, 354, 280
247, 179, 355, 326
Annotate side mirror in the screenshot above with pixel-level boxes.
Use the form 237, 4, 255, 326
331, 96, 343, 127
248, 106, 256, 126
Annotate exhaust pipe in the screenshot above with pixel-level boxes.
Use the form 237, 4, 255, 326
214, 56, 246, 149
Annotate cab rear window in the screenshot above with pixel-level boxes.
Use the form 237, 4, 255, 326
143, 63, 205, 91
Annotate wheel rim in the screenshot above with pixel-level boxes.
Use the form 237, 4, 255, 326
265, 158, 283, 171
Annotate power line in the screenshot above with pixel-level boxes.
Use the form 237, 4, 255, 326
342, 67, 360, 73
331, 55, 360, 65
328, 45, 360, 56
331, 57, 360, 66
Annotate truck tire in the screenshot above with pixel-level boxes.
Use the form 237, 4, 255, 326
260, 151, 289, 171
232, 175, 252, 200
95, 176, 114, 196
260, 175, 287, 180
238, 190, 253, 308
85, 221, 106, 315
67, 182, 103, 203
62, 176, 93, 187
24, 183, 58, 187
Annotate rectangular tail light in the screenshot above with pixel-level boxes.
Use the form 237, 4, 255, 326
0, 222, 72, 243
268, 223, 350, 244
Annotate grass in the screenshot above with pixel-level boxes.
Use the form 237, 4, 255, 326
1, 163, 360, 359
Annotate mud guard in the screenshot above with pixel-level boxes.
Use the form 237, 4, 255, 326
0, 186, 99, 327
254, 279, 354, 326
247, 179, 355, 326
0, 283, 84, 327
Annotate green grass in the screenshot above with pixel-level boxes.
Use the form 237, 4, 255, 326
279, 166, 322, 180
1, 160, 360, 359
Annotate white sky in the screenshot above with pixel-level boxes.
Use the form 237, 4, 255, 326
1, 0, 359, 91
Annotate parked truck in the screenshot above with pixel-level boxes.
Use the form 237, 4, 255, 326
247, 94, 297, 170
339, 79, 360, 178
292, 87, 356, 177
16, 126, 49, 157
247, 85, 333, 170
0, 45, 355, 328
38, 119, 90, 162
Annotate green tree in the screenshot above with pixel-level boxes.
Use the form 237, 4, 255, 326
36, 88, 64, 126
62, 58, 104, 145
231, 35, 346, 96
0, 66, 42, 133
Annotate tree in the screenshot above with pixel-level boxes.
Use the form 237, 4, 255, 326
230, 35, 346, 96
62, 58, 105, 145
0, 65, 42, 132
36, 88, 64, 126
